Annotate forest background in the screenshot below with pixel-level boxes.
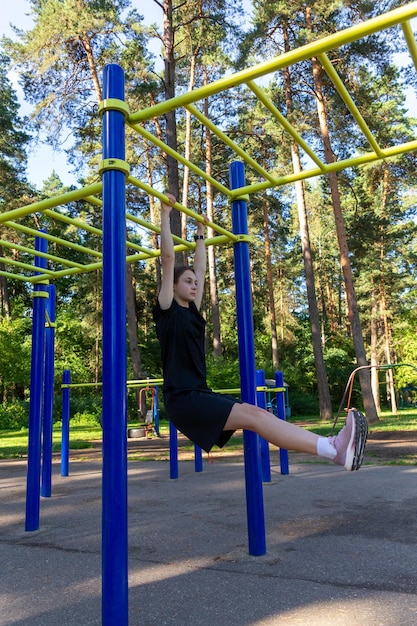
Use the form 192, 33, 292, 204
1, 0, 417, 429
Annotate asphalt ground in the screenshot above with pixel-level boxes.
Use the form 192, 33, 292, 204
1, 453, 417, 626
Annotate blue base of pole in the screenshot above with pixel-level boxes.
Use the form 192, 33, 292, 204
194, 445, 203, 472
276, 371, 289, 475
169, 422, 179, 479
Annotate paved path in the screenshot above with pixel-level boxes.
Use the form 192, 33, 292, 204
1, 457, 417, 625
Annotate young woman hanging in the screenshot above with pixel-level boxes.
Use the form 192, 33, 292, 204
152, 194, 367, 471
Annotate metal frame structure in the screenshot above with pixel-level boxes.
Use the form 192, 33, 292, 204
1, 4, 417, 625
1, 3, 417, 285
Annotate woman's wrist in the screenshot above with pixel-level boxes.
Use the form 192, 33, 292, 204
194, 234, 204, 241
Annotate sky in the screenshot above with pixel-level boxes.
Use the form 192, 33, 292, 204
1, 1, 416, 190
0, 0, 169, 188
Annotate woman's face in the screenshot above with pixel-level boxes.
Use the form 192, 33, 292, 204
173, 269, 198, 306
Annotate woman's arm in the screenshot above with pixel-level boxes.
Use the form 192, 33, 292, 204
158, 194, 176, 310
193, 215, 208, 311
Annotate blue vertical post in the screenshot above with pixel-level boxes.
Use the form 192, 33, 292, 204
153, 387, 160, 436
41, 284, 56, 497
25, 235, 48, 531
169, 421, 179, 479
230, 161, 266, 557
194, 445, 203, 473
276, 371, 289, 475
101, 64, 128, 626
256, 370, 271, 483
61, 369, 70, 477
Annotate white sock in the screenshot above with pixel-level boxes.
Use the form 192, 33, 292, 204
317, 437, 337, 460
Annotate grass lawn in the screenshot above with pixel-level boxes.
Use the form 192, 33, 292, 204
0, 420, 170, 460
1, 409, 416, 461
0, 424, 100, 460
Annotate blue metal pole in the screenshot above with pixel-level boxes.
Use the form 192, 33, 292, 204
256, 370, 271, 483
169, 421, 179, 479
25, 235, 48, 531
101, 63, 128, 626
194, 445, 203, 473
154, 387, 160, 436
230, 161, 266, 557
61, 369, 70, 477
275, 371, 289, 475
41, 284, 56, 497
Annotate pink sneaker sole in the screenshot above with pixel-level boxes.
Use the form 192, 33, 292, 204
347, 409, 368, 470
330, 409, 368, 470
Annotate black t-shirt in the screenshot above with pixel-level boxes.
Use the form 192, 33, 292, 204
152, 299, 208, 391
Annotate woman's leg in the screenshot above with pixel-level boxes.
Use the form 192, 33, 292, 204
224, 402, 319, 454
224, 403, 368, 470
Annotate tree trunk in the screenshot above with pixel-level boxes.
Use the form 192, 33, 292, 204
204, 69, 222, 357
206, 184, 222, 357
282, 23, 332, 419
277, 259, 284, 342
370, 296, 381, 414
163, 0, 182, 260
95, 270, 100, 383
380, 165, 397, 414
381, 296, 397, 413
306, 7, 378, 422
126, 262, 143, 379
0, 247, 11, 319
292, 166, 333, 420
181, 53, 198, 241
261, 191, 279, 370
86, 34, 143, 385
82, 33, 102, 101
144, 144, 161, 291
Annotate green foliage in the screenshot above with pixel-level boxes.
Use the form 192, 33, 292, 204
4, 0, 152, 148
206, 356, 241, 391
1, 0, 417, 425
288, 391, 320, 416
0, 317, 32, 397
393, 311, 417, 389
323, 346, 357, 402
0, 53, 30, 189
0, 401, 29, 430
54, 390, 102, 425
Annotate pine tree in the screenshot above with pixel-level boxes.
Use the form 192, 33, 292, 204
4, 0, 154, 383
0, 53, 31, 319
239, 1, 334, 417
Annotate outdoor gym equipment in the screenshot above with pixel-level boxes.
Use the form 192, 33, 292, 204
2, 5, 417, 625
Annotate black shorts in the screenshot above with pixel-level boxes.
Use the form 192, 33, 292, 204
163, 388, 242, 453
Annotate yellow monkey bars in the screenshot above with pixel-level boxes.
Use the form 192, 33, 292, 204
1, 1, 417, 284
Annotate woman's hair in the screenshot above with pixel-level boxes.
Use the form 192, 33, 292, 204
174, 265, 195, 284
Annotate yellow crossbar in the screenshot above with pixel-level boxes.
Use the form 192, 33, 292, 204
185, 103, 277, 183
0, 239, 87, 270
5, 221, 102, 258
0, 183, 102, 225
2, 2, 417, 284
317, 53, 384, 156
128, 122, 232, 196
42, 209, 102, 236
402, 19, 417, 70
0, 256, 56, 275
128, 4, 417, 124
246, 80, 327, 171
